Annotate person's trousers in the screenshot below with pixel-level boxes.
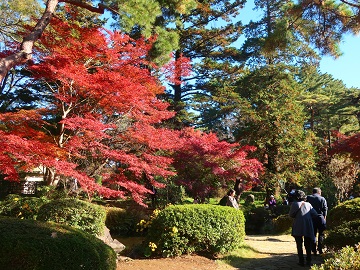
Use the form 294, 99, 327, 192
294, 236, 312, 265
313, 225, 325, 253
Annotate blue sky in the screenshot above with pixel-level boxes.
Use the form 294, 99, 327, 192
320, 34, 360, 89
238, 2, 360, 90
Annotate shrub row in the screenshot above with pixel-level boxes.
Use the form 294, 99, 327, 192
324, 198, 360, 250
0, 217, 116, 270
37, 198, 106, 236
0, 194, 48, 220
105, 206, 148, 236
143, 204, 245, 257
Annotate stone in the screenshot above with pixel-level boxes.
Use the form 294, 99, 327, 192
98, 226, 126, 254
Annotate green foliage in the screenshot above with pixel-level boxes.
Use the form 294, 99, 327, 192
242, 204, 271, 234
324, 198, 360, 250
105, 206, 148, 236
0, 217, 116, 270
324, 220, 360, 250
326, 198, 360, 229
311, 244, 360, 270
234, 65, 318, 190
241, 191, 267, 202
144, 204, 245, 257
155, 181, 186, 207
0, 194, 49, 220
37, 198, 106, 236
272, 214, 292, 234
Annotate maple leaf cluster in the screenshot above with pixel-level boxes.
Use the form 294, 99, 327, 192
330, 131, 360, 162
173, 128, 263, 201
0, 18, 263, 205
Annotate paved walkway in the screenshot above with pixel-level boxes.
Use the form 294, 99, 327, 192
238, 235, 325, 270
117, 234, 326, 270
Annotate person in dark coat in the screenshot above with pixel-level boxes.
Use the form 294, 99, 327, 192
289, 190, 318, 267
306, 187, 328, 255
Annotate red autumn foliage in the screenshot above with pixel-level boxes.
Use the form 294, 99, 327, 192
161, 52, 192, 85
0, 18, 263, 205
172, 128, 263, 201
0, 18, 178, 205
330, 131, 360, 161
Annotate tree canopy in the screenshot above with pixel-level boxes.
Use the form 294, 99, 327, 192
1, 0, 360, 203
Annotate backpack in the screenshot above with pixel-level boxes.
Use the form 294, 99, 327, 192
219, 195, 228, 206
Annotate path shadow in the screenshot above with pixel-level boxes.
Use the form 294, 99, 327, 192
223, 253, 325, 270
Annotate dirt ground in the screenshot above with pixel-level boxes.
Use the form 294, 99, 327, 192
116, 235, 325, 270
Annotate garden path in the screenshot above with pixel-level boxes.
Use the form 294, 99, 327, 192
117, 234, 325, 270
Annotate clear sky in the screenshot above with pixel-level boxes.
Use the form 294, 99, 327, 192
237, 2, 360, 90
319, 34, 360, 89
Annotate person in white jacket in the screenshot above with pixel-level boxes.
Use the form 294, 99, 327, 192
289, 190, 318, 267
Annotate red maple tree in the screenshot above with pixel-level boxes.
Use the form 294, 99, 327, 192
1, 18, 263, 205
172, 128, 263, 201
330, 131, 360, 162
0, 18, 180, 204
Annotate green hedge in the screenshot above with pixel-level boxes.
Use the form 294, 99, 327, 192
0, 217, 116, 270
242, 204, 270, 234
37, 198, 106, 236
326, 198, 360, 229
0, 194, 49, 220
105, 206, 148, 236
324, 220, 360, 250
144, 204, 245, 257
324, 198, 360, 250
272, 214, 292, 234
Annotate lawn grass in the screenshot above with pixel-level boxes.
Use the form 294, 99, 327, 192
216, 244, 268, 269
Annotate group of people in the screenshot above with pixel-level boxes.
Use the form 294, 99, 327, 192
220, 186, 328, 267
289, 188, 328, 267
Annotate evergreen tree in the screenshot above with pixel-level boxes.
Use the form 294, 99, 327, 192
234, 65, 318, 191
298, 66, 360, 149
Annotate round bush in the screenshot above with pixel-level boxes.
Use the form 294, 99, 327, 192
272, 214, 292, 234
327, 198, 360, 229
144, 204, 245, 257
0, 217, 116, 270
37, 198, 106, 236
324, 220, 360, 250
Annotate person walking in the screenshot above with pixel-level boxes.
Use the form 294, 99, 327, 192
289, 190, 318, 267
306, 187, 328, 255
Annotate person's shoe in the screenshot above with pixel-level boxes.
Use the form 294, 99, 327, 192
306, 261, 312, 267
297, 262, 305, 267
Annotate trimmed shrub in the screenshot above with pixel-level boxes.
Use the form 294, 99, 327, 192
324, 220, 360, 250
326, 198, 360, 229
272, 214, 292, 234
311, 244, 360, 270
105, 206, 148, 236
0, 194, 49, 220
144, 204, 245, 257
37, 198, 106, 236
242, 204, 270, 234
0, 217, 116, 270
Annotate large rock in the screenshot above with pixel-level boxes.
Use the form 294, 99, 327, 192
98, 226, 126, 254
